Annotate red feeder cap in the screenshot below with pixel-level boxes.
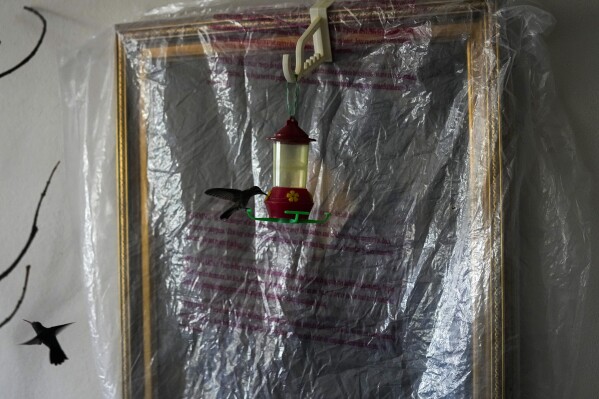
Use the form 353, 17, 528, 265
268, 117, 316, 145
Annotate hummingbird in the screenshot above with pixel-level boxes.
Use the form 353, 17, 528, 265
21, 320, 73, 365
205, 186, 266, 219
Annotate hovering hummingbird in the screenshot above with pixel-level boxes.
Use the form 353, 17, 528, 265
21, 320, 73, 365
205, 186, 266, 219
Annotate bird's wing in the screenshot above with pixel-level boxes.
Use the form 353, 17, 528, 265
20, 337, 41, 345
205, 188, 242, 202
220, 205, 242, 220
50, 322, 74, 336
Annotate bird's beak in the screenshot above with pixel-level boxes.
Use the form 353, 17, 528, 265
260, 190, 267, 195
23, 319, 32, 324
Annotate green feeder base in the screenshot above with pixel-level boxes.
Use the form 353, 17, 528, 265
246, 209, 331, 224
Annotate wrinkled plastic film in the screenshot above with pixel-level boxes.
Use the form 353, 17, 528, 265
499, 6, 591, 398
60, 1, 590, 398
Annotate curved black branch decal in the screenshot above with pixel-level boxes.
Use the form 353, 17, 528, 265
0, 7, 52, 330
0, 7, 47, 79
0, 162, 59, 281
0, 266, 31, 329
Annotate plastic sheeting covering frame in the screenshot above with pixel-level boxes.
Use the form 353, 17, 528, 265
59, 0, 591, 398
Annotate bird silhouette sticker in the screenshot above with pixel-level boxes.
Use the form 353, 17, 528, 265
21, 320, 73, 365
205, 186, 266, 219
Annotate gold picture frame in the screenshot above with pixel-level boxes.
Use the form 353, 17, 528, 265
116, 1, 505, 398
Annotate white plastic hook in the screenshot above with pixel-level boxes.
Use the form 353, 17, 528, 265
283, 0, 334, 83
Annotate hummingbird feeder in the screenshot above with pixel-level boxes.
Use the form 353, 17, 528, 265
246, 0, 334, 224
247, 117, 330, 224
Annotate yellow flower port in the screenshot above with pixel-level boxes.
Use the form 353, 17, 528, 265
286, 190, 300, 202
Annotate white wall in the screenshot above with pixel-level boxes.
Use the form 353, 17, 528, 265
0, 0, 596, 398
0, 1, 163, 398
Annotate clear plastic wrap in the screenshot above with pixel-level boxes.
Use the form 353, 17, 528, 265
59, 1, 590, 398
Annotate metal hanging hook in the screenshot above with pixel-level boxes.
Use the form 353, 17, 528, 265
282, 0, 334, 83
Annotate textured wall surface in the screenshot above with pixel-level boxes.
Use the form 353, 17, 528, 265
0, 1, 596, 398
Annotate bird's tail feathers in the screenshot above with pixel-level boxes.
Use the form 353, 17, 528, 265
50, 346, 68, 365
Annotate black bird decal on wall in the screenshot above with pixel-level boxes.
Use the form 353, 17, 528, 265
205, 186, 266, 219
21, 320, 73, 365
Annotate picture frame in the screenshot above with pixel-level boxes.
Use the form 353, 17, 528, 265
116, 1, 505, 397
